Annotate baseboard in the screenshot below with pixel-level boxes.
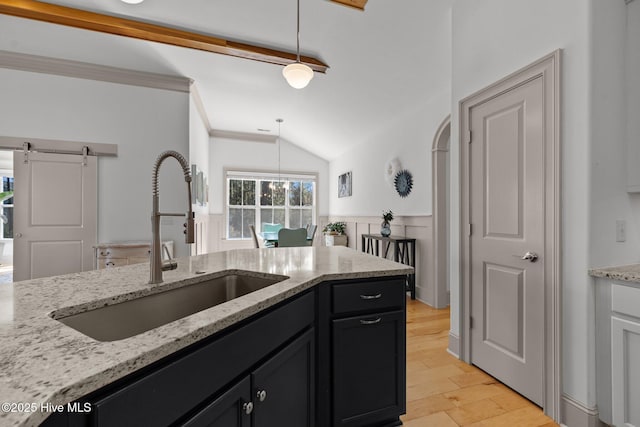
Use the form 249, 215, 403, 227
561, 394, 605, 427
447, 331, 460, 358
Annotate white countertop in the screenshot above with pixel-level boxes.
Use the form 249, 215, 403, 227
0, 246, 412, 427
589, 263, 640, 284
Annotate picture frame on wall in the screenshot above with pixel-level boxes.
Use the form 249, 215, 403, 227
338, 171, 352, 198
191, 164, 208, 207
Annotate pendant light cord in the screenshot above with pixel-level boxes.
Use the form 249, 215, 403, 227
296, 0, 301, 62
277, 119, 283, 186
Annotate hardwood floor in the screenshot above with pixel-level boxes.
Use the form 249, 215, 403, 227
401, 298, 559, 427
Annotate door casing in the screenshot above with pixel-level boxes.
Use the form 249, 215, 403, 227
459, 50, 561, 420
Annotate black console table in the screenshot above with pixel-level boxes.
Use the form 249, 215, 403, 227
361, 234, 416, 299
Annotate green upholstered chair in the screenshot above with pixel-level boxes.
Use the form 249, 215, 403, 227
277, 228, 308, 247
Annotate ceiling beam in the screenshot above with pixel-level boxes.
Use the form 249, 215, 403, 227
0, 0, 329, 73
329, 0, 367, 11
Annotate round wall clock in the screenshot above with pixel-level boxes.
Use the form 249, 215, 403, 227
394, 169, 413, 197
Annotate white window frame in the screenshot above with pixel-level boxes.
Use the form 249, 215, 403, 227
225, 170, 317, 240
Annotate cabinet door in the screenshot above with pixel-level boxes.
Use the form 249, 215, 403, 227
332, 310, 405, 427
612, 316, 640, 427
252, 328, 315, 427
182, 377, 251, 427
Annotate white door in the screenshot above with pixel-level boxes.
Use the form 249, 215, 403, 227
13, 151, 97, 281
468, 75, 545, 405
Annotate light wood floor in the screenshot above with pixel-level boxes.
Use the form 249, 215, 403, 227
400, 299, 559, 427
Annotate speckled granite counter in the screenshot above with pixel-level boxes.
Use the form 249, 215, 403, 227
589, 263, 640, 285
0, 246, 412, 427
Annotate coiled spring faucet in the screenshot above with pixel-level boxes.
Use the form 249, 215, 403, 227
150, 150, 195, 284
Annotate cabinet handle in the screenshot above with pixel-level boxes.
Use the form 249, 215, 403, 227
105, 262, 115, 267
100, 250, 110, 256
360, 318, 382, 325
359, 293, 382, 300
256, 389, 267, 402
242, 401, 253, 415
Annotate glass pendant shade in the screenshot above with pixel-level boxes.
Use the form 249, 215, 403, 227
283, 62, 314, 89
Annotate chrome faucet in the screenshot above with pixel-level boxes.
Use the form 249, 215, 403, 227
150, 150, 195, 284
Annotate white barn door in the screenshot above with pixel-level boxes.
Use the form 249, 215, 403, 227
13, 151, 97, 281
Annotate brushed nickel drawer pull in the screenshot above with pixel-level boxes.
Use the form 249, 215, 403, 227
360, 293, 382, 300
360, 318, 382, 325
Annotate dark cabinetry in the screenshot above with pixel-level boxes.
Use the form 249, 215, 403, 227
42, 276, 407, 427
184, 328, 314, 427
183, 377, 252, 427
333, 311, 404, 426
44, 291, 314, 427
319, 276, 406, 427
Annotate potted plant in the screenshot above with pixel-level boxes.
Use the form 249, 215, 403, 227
381, 210, 393, 237
323, 222, 348, 246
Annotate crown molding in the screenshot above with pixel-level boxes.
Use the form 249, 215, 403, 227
0, 0, 329, 73
190, 83, 213, 133
211, 129, 277, 144
0, 50, 192, 92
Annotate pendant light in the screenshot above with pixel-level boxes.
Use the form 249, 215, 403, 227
282, 0, 314, 89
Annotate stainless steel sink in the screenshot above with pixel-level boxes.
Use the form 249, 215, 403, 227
55, 272, 287, 342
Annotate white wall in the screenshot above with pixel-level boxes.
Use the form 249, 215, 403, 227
209, 136, 329, 216
189, 96, 212, 254
591, 0, 638, 267
328, 2, 451, 219
189, 97, 211, 216
450, 0, 592, 411
208, 135, 329, 251
628, 2, 640, 245
0, 68, 191, 257
328, 90, 450, 217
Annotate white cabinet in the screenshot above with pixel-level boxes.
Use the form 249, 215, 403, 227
611, 284, 640, 427
94, 241, 173, 270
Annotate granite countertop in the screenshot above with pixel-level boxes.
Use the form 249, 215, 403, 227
589, 263, 640, 284
0, 246, 412, 427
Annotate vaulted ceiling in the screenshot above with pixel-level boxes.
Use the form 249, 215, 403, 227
0, 0, 452, 160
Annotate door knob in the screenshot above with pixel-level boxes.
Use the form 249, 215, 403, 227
256, 389, 267, 402
521, 251, 538, 262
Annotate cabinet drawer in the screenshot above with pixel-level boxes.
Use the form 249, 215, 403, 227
96, 246, 151, 259
97, 258, 128, 269
332, 278, 405, 315
612, 284, 640, 318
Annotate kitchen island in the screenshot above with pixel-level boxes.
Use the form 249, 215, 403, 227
0, 246, 412, 427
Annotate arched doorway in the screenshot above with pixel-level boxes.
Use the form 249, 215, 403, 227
432, 115, 450, 308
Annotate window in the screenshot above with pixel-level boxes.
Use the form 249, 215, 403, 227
0, 175, 13, 239
226, 171, 316, 239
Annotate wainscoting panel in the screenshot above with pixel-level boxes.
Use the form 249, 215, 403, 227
204, 214, 438, 307
326, 215, 436, 306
